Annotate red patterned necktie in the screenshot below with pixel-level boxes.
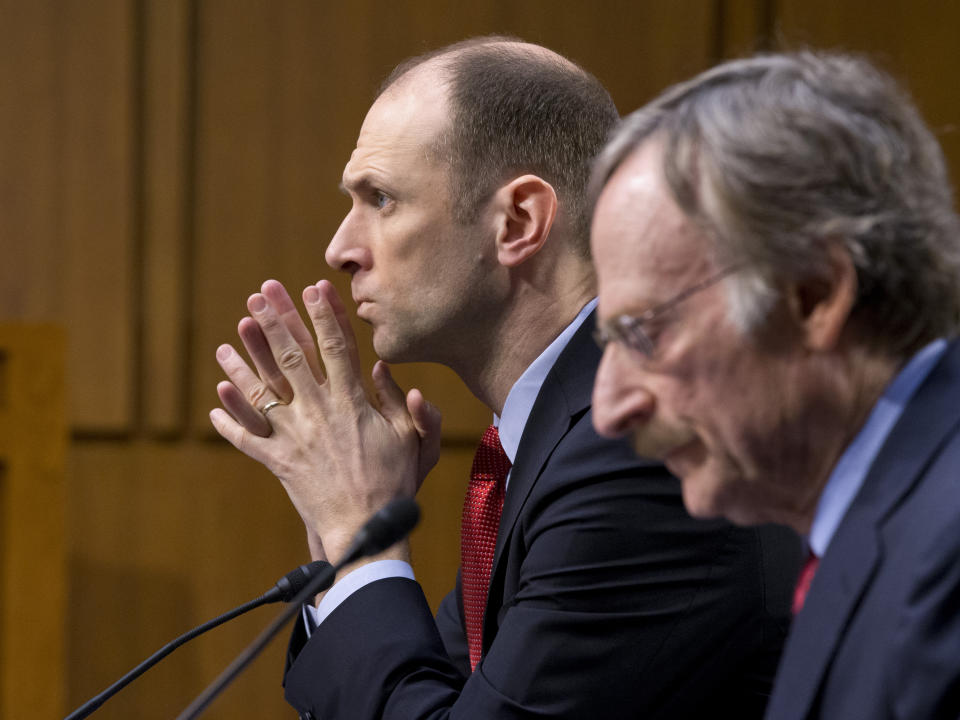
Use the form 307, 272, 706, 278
792, 550, 820, 615
461, 424, 510, 671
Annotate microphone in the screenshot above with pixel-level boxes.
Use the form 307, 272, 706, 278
338, 495, 422, 565
177, 497, 420, 720
265, 560, 333, 603
64, 561, 334, 720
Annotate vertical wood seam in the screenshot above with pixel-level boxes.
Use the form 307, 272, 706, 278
132, 0, 147, 436
182, 0, 200, 439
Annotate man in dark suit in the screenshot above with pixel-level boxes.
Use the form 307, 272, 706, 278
211, 38, 801, 718
589, 51, 960, 719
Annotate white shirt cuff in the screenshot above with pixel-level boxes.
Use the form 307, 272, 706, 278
303, 560, 415, 635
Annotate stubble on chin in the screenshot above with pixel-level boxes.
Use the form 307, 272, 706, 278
371, 325, 424, 365
371, 331, 403, 364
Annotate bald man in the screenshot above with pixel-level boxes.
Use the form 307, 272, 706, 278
212, 38, 801, 719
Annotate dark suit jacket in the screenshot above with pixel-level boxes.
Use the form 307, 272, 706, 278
765, 340, 960, 720
284, 314, 803, 719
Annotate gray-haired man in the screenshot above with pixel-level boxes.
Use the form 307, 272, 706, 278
591, 51, 960, 719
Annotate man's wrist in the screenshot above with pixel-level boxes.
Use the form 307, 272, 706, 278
308, 558, 416, 621
319, 521, 413, 567
314, 543, 412, 609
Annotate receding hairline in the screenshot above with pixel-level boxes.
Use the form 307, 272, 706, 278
378, 37, 586, 98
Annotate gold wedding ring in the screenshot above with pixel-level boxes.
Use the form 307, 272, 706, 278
261, 400, 286, 416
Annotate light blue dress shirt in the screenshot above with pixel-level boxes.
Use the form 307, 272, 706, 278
807, 338, 948, 557
305, 299, 598, 630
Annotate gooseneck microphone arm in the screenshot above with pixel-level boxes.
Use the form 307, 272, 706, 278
176, 497, 421, 720
63, 561, 334, 720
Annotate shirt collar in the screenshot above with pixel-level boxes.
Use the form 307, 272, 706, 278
808, 338, 948, 557
495, 299, 597, 463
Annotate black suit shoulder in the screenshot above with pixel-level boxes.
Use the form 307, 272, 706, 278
482, 395, 801, 718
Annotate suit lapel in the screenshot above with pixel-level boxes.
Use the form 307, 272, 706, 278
493, 371, 575, 565
771, 509, 880, 718
770, 340, 960, 719
481, 313, 598, 640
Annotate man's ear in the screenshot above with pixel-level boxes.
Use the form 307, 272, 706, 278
491, 175, 558, 267
786, 242, 859, 351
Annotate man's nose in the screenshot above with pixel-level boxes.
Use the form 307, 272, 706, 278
592, 345, 655, 438
325, 212, 369, 273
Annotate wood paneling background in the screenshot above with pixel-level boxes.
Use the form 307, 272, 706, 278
1, 1, 957, 717
0, 326, 67, 719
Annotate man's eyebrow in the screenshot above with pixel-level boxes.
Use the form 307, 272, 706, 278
338, 175, 375, 196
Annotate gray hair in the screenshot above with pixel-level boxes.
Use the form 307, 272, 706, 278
591, 51, 960, 357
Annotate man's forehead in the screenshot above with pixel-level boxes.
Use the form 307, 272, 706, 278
342, 71, 449, 188
592, 142, 716, 309
366, 63, 450, 133
594, 144, 701, 267
603, 142, 668, 207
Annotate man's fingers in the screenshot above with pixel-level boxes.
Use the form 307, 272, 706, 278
314, 280, 362, 377
237, 318, 295, 403
262, 279, 326, 383
408, 388, 442, 440
216, 343, 286, 427
303, 284, 364, 402
248, 293, 324, 401
209, 407, 271, 463
372, 361, 407, 418
216, 380, 272, 437
408, 388, 442, 486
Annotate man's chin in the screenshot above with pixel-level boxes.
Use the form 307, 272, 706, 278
663, 439, 706, 476
678, 471, 728, 521
678, 466, 765, 526
371, 332, 421, 365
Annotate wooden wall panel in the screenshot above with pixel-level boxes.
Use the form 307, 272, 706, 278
142, 0, 193, 434
0, 326, 67, 720
67, 441, 307, 719
0, 2, 62, 320
60, 0, 137, 432
773, 0, 960, 187
500, 0, 718, 113
719, 0, 774, 57
0, 0, 136, 433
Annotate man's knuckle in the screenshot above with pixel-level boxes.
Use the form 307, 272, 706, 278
248, 383, 269, 406
279, 348, 306, 370
320, 337, 347, 357
258, 313, 282, 332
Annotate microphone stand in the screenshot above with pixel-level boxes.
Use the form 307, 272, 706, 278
176, 497, 420, 720
64, 561, 331, 720
65, 595, 270, 720
175, 562, 338, 720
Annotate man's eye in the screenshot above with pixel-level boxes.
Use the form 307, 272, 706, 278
374, 191, 390, 209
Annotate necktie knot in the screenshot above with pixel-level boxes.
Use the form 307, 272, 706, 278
471, 425, 511, 485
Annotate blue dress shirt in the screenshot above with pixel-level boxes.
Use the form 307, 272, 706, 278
808, 338, 948, 557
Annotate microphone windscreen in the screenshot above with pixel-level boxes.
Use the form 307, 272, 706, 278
273, 560, 333, 602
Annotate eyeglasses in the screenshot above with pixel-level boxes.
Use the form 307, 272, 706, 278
593, 265, 742, 357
